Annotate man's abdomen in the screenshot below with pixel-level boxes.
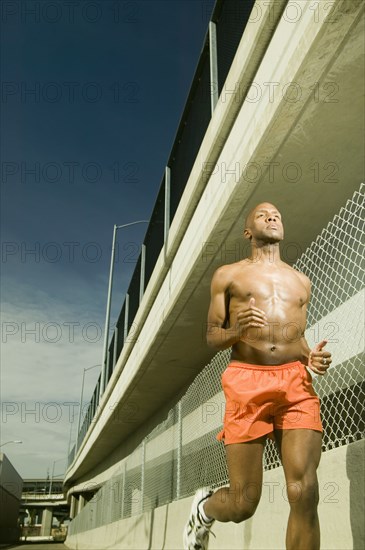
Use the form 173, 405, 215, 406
232, 326, 307, 366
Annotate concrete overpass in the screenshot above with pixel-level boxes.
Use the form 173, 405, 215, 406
20, 480, 69, 541
64, 0, 364, 548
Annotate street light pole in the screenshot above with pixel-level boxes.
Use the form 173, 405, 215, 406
75, 364, 101, 453
100, 220, 148, 395
48, 458, 65, 497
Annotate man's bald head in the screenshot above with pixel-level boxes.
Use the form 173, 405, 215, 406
244, 202, 283, 241
245, 202, 279, 228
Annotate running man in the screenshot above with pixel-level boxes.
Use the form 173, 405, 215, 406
183, 203, 331, 550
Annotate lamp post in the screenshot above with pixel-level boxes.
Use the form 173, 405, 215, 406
75, 364, 101, 453
100, 220, 149, 395
48, 457, 66, 497
0, 440, 22, 448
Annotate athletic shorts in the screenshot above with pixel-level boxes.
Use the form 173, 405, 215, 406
217, 360, 322, 445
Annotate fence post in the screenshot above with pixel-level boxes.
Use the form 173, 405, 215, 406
209, 21, 219, 114
164, 166, 171, 244
177, 401, 182, 500
113, 326, 118, 369
123, 293, 129, 343
139, 244, 146, 303
141, 440, 146, 514
121, 461, 126, 519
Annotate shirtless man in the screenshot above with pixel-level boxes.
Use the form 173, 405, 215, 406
183, 203, 332, 550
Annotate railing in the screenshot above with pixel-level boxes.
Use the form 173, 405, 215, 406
22, 493, 65, 501
68, 0, 259, 467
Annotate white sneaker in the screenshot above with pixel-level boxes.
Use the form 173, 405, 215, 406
183, 487, 215, 550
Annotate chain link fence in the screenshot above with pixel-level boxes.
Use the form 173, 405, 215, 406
69, 183, 364, 535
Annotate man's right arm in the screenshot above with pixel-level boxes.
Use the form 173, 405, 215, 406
206, 267, 269, 350
206, 267, 240, 350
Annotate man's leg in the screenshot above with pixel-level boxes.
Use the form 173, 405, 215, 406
204, 436, 266, 523
275, 429, 322, 550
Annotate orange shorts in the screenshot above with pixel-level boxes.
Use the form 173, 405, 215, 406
217, 360, 322, 445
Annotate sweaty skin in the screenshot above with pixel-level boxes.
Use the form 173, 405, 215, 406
207, 203, 332, 373
209, 259, 309, 365
200, 203, 332, 550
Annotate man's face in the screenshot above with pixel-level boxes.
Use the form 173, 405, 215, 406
244, 203, 284, 243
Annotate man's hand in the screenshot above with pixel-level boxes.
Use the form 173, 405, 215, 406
237, 297, 268, 339
308, 340, 332, 375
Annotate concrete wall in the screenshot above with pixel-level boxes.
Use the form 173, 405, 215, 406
0, 453, 23, 543
65, 440, 364, 550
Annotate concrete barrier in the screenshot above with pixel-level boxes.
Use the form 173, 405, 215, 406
65, 439, 364, 550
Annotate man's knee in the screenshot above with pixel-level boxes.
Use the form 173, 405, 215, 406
230, 499, 259, 523
287, 475, 319, 509
224, 481, 261, 523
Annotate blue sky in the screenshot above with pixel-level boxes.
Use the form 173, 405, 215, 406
1, 0, 214, 479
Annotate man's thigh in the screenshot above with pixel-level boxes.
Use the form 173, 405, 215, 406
225, 437, 266, 499
275, 429, 322, 481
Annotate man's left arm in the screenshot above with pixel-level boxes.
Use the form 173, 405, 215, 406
299, 271, 332, 375
302, 337, 332, 375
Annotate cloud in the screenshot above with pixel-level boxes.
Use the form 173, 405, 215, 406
1, 278, 104, 477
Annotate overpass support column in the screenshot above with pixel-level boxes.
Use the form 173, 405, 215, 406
77, 494, 85, 514
40, 507, 53, 536
69, 495, 77, 519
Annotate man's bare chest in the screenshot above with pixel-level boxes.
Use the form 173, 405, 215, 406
228, 268, 307, 306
